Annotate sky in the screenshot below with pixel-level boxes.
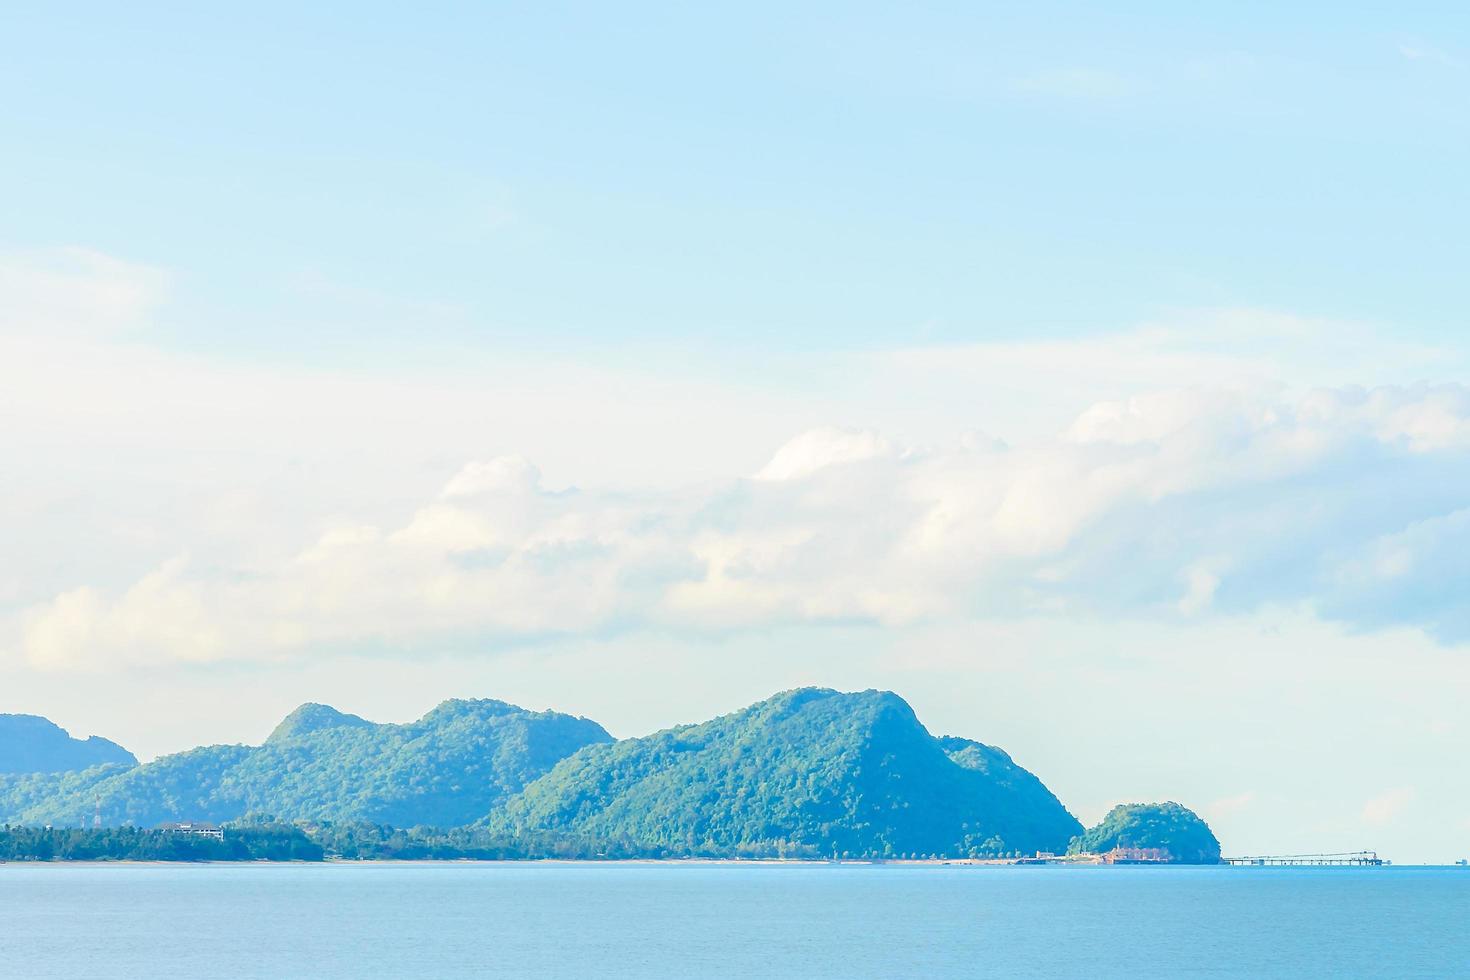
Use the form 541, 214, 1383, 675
2, 3, 1468, 861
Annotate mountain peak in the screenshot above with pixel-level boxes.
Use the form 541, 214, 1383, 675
416, 698, 523, 727
747, 687, 916, 724
266, 703, 375, 743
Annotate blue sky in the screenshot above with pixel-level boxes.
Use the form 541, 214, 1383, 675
3, 2, 1466, 358
2, 4, 1469, 861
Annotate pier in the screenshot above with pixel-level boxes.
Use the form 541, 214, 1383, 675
1225, 851, 1383, 867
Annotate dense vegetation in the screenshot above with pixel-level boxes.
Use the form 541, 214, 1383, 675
6, 690, 1224, 864
0, 714, 137, 774
1067, 802, 1223, 864
488, 688, 1083, 858
0, 700, 611, 829
0, 823, 323, 861
0, 764, 131, 822
304, 821, 663, 860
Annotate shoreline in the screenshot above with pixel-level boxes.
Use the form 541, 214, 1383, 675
5, 857, 1452, 868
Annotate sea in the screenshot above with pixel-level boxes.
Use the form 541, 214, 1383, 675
1, 862, 1466, 979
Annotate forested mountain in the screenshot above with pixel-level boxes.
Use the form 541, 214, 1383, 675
488, 688, 1082, 858
1067, 802, 1223, 864
9, 691, 1221, 864
0, 699, 611, 829
0, 714, 137, 774
0, 764, 132, 823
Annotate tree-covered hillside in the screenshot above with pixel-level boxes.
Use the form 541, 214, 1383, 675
1067, 802, 1222, 864
0, 699, 611, 829
488, 688, 1082, 858
2, 690, 1113, 860
0, 714, 137, 774
0, 764, 132, 826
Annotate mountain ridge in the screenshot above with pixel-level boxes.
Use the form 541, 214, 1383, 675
0, 714, 138, 775
0, 689, 1217, 863
0, 699, 612, 829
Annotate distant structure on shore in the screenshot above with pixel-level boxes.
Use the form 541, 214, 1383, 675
1018, 847, 1175, 865
1224, 851, 1384, 867
1066, 802, 1222, 864
1099, 847, 1171, 864
157, 822, 225, 841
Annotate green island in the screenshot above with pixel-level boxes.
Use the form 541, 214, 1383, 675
1067, 802, 1223, 865
0, 690, 1220, 864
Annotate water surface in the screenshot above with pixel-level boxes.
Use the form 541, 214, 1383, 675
2, 863, 1465, 978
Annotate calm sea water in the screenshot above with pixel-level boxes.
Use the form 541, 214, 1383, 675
1, 863, 1466, 979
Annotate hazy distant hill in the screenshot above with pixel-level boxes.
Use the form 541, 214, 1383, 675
488, 688, 1082, 858
0, 714, 137, 775
1067, 801, 1222, 864
0, 700, 611, 829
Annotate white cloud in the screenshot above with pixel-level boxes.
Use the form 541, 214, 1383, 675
440, 456, 543, 499
1328, 506, 1470, 641
13, 381, 1470, 670
6, 249, 1470, 672
756, 427, 894, 481
1177, 563, 1222, 615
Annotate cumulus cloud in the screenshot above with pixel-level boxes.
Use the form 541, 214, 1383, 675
440, 456, 543, 499
13, 382, 1470, 669
1328, 506, 1470, 641
755, 427, 894, 481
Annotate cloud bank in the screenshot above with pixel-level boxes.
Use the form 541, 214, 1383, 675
17, 382, 1470, 669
